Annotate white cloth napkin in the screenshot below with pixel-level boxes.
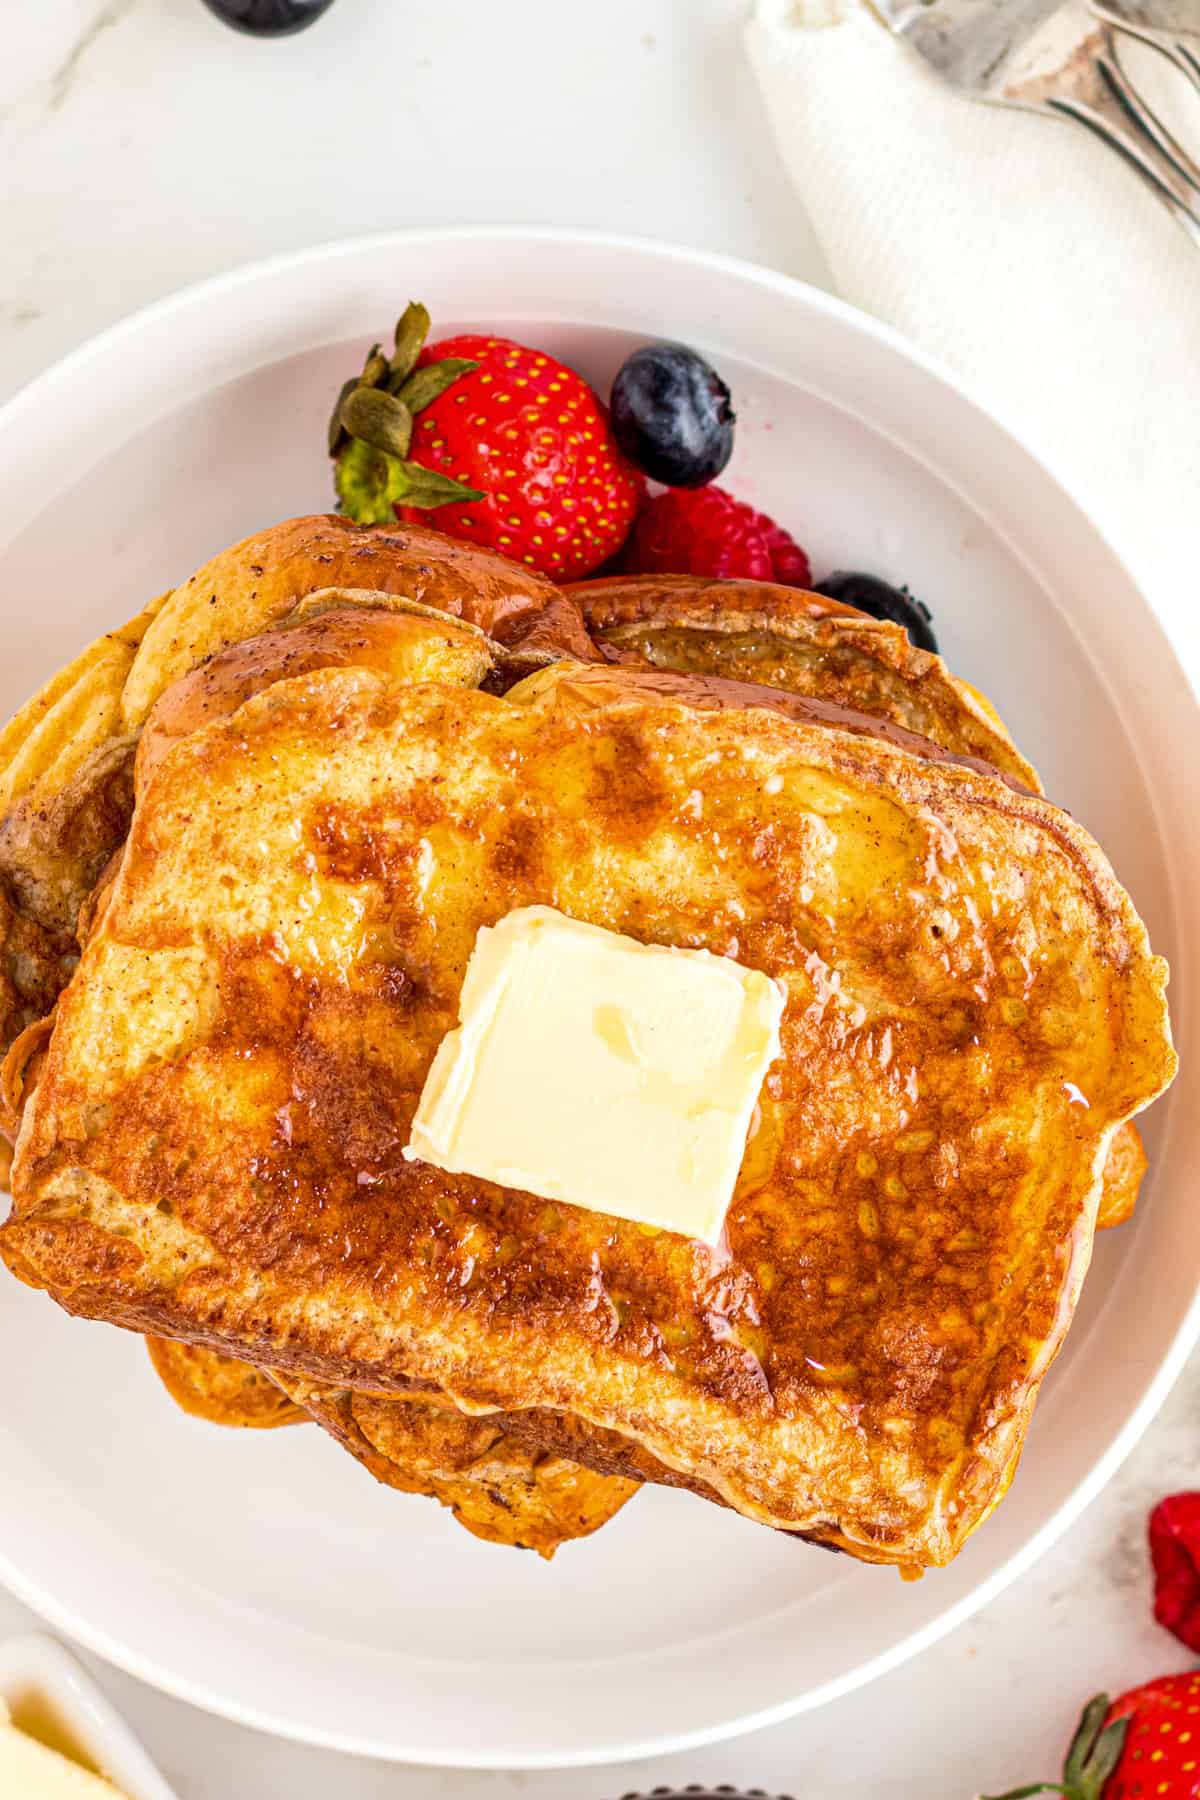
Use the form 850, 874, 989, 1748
745, 0, 1200, 675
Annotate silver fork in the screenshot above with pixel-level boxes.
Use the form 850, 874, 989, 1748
871, 0, 1200, 244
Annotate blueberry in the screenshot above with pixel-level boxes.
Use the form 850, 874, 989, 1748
610, 343, 735, 488
200, 0, 337, 35
813, 571, 938, 655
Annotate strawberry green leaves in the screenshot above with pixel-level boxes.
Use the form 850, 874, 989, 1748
980, 1694, 1129, 1800
334, 437, 483, 525
328, 302, 482, 524
340, 387, 414, 461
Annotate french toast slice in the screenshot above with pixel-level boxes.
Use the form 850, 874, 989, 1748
2, 655, 1173, 1567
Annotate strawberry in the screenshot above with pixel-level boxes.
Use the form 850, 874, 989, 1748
1151, 1494, 1200, 1653
327, 304, 642, 580
982, 1674, 1200, 1798
621, 485, 813, 587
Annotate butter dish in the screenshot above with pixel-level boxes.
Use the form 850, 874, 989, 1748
0, 1635, 178, 1800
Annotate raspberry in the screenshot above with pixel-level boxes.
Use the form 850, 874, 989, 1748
623, 486, 812, 587
1150, 1493, 1200, 1652
758, 513, 813, 587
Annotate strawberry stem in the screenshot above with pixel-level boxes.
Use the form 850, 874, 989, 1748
980, 1787, 1071, 1798
334, 438, 482, 526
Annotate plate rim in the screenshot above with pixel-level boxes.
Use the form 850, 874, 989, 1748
0, 223, 1196, 1769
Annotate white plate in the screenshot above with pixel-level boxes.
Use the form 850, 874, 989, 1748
0, 1634, 177, 1800
0, 228, 1196, 1771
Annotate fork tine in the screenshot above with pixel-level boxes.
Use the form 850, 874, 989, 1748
1092, 5, 1200, 100
1046, 94, 1200, 239
1100, 33, 1200, 195
1174, 39, 1200, 93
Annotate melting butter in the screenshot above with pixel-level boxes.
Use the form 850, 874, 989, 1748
404, 905, 785, 1244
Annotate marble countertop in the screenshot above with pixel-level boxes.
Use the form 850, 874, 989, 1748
1, 3, 1195, 1796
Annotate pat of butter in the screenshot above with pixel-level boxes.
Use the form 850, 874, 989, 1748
0, 1700, 124, 1797
404, 905, 785, 1244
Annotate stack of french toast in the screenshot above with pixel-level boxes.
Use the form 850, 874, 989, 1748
0, 516, 1174, 1568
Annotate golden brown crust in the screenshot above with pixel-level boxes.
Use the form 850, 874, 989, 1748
1096, 1120, 1147, 1230
570, 574, 868, 630
0, 595, 167, 1044
137, 603, 494, 796
0, 1012, 54, 1138
569, 574, 1040, 791
0, 594, 164, 822
0, 891, 74, 1081
495, 1406, 708, 1495
121, 515, 597, 728
0, 738, 136, 1068
273, 1376, 636, 1557
3, 660, 1173, 1567
507, 661, 1035, 793
146, 1336, 305, 1429
0, 735, 137, 938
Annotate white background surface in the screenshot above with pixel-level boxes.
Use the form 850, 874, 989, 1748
0, 3, 1196, 1796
